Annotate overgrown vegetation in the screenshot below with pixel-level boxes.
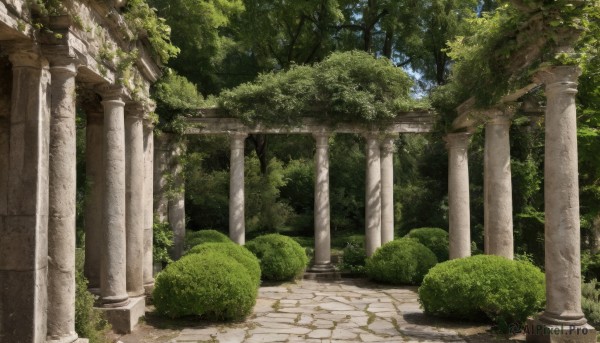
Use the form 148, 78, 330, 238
246, 234, 308, 281
405, 227, 449, 262
153, 252, 257, 320
418, 255, 545, 332
366, 238, 438, 285
153, 218, 174, 265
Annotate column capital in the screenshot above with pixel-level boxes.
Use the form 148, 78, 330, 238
42, 44, 80, 71
6, 43, 47, 69
379, 134, 397, 153
125, 103, 146, 120
534, 66, 581, 95
229, 132, 248, 149
484, 108, 513, 126
312, 132, 330, 147
96, 84, 131, 103
444, 132, 472, 150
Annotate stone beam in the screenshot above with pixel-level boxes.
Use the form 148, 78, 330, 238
185, 114, 434, 135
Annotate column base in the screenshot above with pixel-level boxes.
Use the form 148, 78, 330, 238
143, 281, 154, 295
525, 317, 597, 343
46, 332, 80, 343
309, 262, 336, 272
98, 296, 145, 334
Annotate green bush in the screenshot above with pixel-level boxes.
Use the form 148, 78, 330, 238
187, 242, 261, 287
340, 240, 367, 275
582, 279, 600, 330
153, 218, 174, 265
246, 234, 308, 281
153, 252, 257, 320
418, 255, 545, 330
406, 227, 449, 262
366, 238, 437, 285
184, 229, 231, 252
75, 249, 110, 343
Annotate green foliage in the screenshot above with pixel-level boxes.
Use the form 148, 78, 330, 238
340, 239, 367, 275
184, 229, 231, 252
153, 252, 257, 320
365, 238, 438, 285
406, 227, 449, 262
246, 156, 293, 232
418, 255, 545, 331
187, 242, 261, 287
582, 279, 600, 330
153, 218, 174, 265
246, 234, 308, 281
75, 249, 110, 343
124, 0, 179, 63
219, 51, 418, 125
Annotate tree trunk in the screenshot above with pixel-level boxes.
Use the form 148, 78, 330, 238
383, 29, 394, 59
250, 134, 268, 174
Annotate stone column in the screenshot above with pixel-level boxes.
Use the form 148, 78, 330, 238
168, 140, 186, 259
143, 116, 155, 293
310, 132, 334, 272
125, 104, 145, 296
526, 66, 596, 341
99, 86, 129, 307
380, 135, 395, 245
0, 47, 50, 343
153, 133, 170, 222
83, 102, 104, 293
445, 132, 471, 259
365, 133, 382, 257
483, 109, 514, 259
46, 58, 79, 343
229, 132, 247, 245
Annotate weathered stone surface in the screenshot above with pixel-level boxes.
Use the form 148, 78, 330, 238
47, 62, 79, 343
99, 296, 145, 334
125, 105, 145, 296
311, 132, 334, 271
229, 132, 247, 244
100, 91, 129, 307
445, 132, 472, 259
365, 134, 382, 256
484, 109, 514, 259
380, 135, 395, 244
168, 140, 185, 259
529, 66, 589, 335
143, 119, 155, 292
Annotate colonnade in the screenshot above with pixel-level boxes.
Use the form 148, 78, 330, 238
446, 66, 595, 340
0, 44, 157, 342
222, 131, 399, 269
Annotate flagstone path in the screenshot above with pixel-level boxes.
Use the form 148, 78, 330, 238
116, 279, 518, 343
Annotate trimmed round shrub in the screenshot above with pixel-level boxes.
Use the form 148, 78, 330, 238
406, 227, 449, 262
153, 252, 257, 320
365, 238, 437, 285
418, 255, 545, 329
184, 229, 231, 251
246, 234, 308, 281
187, 242, 261, 287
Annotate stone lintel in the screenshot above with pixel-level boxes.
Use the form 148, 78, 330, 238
98, 296, 145, 334
186, 115, 433, 135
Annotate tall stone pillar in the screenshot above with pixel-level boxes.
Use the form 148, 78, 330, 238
125, 104, 145, 296
46, 58, 79, 343
445, 132, 471, 260
143, 116, 155, 293
0, 47, 50, 343
83, 101, 104, 293
168, 140, 186, 259
527, 66, 596, 342
229, 132, 247, 245
310, 132, 334, 271
153, 133, 170, 222
365, 133, 382, 257
380, 135, 395, 245
484, 109, 514, 259
98, 86, 129, 308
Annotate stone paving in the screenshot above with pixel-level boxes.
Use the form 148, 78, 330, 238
117, 279, 517, 343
